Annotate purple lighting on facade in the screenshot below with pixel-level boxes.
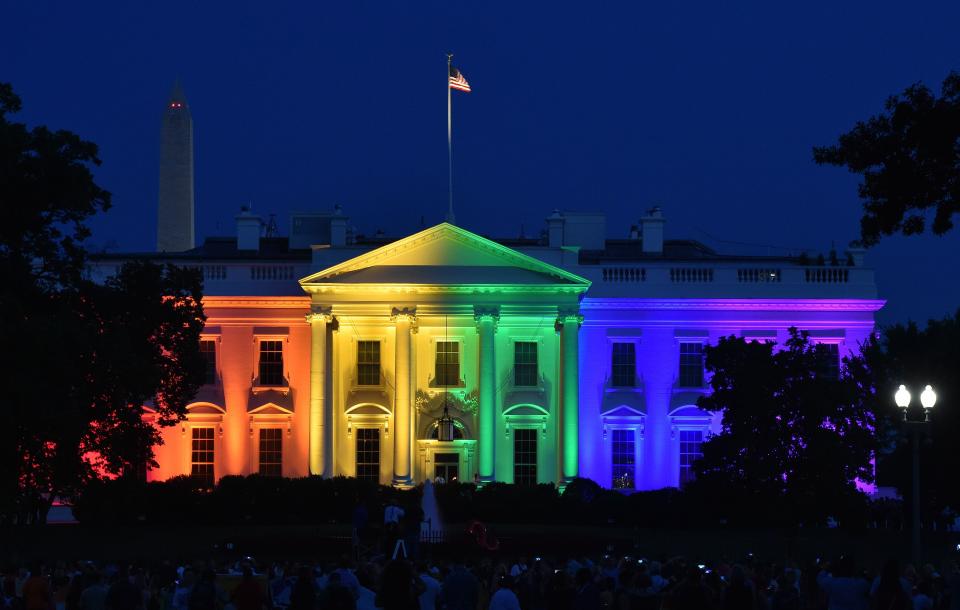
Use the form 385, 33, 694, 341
577, 297, 883, 491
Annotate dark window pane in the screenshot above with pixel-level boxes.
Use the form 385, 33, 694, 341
357, 341, 381, 385
259, 340, 285, 385
200, 340, 217, 385
513, 429, 537, 486
514, 341, 538, 387
611, 343, 636, 387
434, 453, 460, 482
679, 429, 704, 486
611, 429, 635, 489
435, 341, 460, 386
816, 343, 840, 380
356, 428, 380, 483
679, 342, 704, 387
190, 427, 215, 487
258, 428, 283, 476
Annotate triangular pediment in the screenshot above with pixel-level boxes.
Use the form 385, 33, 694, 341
300, 223, 590, 288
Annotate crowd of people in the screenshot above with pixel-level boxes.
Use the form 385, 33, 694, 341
3, 551, 960, 610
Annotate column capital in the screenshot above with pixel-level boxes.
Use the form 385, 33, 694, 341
390, 307, 418, 329
473, 307, 500, 332
306, 305, 334, 324
555, 310, 583, 331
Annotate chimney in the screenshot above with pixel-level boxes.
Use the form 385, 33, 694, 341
546, 209, 564, 248
845, 241, 866, 267
330, 204, 348, 247
236, 206, 263, 251
640, 206, 665, 254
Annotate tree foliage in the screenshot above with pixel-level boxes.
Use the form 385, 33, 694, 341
0, 83, 205, 523
858, 310, 960, 517
691, 330, 876, 526
813, 71, 960, 246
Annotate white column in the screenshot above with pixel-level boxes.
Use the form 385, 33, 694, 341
323, 318, 337, 477
559, 311, 582, 484
307, 306, 332, 476
391, 308, 416, 488
475, 308, 499, 483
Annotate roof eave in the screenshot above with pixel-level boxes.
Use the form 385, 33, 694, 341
300, 283, 590, 295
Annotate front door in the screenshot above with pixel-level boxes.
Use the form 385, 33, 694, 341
434, 453, 459, 483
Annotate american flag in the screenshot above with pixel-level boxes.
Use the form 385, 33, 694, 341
449, 66, 471, 93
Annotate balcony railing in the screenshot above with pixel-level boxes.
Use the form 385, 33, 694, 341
804, 267, 850, 283
602, 267, 646, 282
250, 265, 296, 281
737, 268, 781, 283
670, 268, 714, 283
588, 262, 872, 295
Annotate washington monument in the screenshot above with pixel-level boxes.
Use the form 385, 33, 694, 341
156, 81, 195, 252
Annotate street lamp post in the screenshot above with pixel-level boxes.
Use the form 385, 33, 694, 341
894, 384, 937, 566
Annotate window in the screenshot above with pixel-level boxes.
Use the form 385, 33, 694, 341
191, 427, 215, 487
513, 429, 538, 486
611, 429, 636, 489
357, 341, 381, 386
678, 342, 704, 387
258, 428, 283, 477
611, 343, 636, 387
435, 341, 460, 386
356, 428, 380, 483
514, 341, 538, 387
434, 453, 459, 482
200, 340, 217, 385
816, 343, 840, 380
679, 430, 703, 485
258, 340, 284, 385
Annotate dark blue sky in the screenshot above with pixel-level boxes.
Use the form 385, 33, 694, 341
4, 1, 959, 325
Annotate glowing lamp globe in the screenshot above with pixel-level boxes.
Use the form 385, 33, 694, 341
894, 384, 911, 409
920, 385, 937, 410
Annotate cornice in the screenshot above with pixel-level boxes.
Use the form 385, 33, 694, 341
202, 296, 310, 309
302, 284, 588, 295
580, 298, 886, 312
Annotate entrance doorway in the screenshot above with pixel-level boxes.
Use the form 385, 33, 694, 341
434, 453, 459, 483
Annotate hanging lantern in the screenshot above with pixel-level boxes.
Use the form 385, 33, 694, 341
437, 403, 456, 442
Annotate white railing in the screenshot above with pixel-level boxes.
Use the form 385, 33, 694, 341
250, 265, 296, 281
804, 267, 850, 283
601, 267, 646, 282
737, 268, 781, 283
670, 268, 714, 283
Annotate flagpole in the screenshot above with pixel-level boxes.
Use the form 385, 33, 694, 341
446, 52, 455, 224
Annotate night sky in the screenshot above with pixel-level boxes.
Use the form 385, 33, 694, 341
4, 1, 959, 326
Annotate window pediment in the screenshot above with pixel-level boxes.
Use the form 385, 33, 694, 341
345, 403, 391, 416
248, 389, 293, 413
503, 403, 549, 417
602, 405, 645, 418
346, 390, 391, 413
186, 402, 226, 415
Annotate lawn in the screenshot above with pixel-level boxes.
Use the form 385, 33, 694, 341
3, 522, 958, 568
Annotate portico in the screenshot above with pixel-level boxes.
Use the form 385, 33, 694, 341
299, 223, 590, 487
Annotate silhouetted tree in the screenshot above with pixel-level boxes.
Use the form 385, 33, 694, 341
0, 83, 205, 523
855, 310, 960, 523
813, 71, 960, 246
691, 330, 875, 526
